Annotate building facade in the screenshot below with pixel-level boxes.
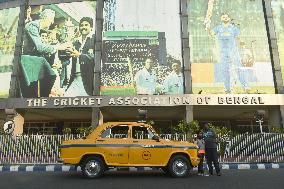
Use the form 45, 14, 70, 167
0, 0, 284, 135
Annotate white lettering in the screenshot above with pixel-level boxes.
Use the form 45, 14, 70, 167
42, 99, 47, 106
96, 98, 102, 105
27, 99, 33, 107
141, 97, 148, 105
154, 98, 160, 105
88, 98, 95, 105
132, 97, 139, 105
81, 98, 87, 105
117, 97, 123, 105
61, 99, 67, 106
54, 99, 59, 106
125, 97, 131, 105
73, 98, 79, 106
109, 98, 116, 105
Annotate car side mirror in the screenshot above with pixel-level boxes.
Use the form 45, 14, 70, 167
152, 135, 160, 142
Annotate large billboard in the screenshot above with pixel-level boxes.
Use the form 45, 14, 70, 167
0, 7, 19, 98
101, 0, 184, 95
189, 0, 275, 94
19, 1, 96, 98
271, 0, 284, 84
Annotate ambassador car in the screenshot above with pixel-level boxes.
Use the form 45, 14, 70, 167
58, 122, 200, 178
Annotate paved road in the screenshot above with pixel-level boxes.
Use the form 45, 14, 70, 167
0, 169, 283, 189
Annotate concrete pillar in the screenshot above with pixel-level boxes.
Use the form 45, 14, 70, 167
91, 108, 103, 128
279, 106, 284, 129
185, 106, 193, 123
263, 0, 284, 93
93, 0, 104, 95
5, 109, 24, 135
268, 107, 282, 130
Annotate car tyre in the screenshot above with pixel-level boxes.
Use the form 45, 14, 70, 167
81, 156, 105, 178
161, 167, 169, 175
168, 155, 191, 178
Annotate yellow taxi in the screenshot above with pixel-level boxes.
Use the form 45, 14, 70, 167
58, 122, 200, 178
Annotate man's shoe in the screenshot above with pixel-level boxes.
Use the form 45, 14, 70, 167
217, 172, 221, 176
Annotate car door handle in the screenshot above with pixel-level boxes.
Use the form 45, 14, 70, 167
97, 139, 105, 142
133, 140, 139, 143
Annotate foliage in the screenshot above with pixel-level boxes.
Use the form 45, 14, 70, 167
62, 126, 94, 136
146, 120, 155, 126
62, 127, 72, 135
173, 120, 200, 141
174, 120, 200, 134
147, 120, 167, 134
208, 123, 233, 157
270, 127, 284, 134
75, 126, 94, 136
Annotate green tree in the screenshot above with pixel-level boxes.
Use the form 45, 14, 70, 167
270, 126, 284, 133
174, 120, 200, 141
208, 123, 233, 157
62, 127, 72, 135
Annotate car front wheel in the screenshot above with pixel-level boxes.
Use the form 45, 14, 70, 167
81, 156, 105, 178
168, 155, 191, 178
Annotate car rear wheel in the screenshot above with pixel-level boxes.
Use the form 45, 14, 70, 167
168, 155, 191, 178
81, 156, 105, 178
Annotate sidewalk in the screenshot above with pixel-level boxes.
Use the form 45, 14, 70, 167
1, 163, 284, 172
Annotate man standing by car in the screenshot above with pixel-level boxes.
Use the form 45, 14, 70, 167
204, 123, 221, 176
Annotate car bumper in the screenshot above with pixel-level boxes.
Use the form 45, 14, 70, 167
190, 157, 200, 167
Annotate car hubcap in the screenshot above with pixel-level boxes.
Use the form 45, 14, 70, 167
85, 160, 100, 177
173, 159, 187, 176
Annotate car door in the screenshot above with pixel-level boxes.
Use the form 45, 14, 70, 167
128, 126, 171, 166
95, 125, 130, 165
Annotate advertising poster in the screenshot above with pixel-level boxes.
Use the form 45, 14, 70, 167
271, 0, 284, 84
189, 0, 275, 94
0, 7, 19, 98
101, 0, 184, 95
19, 1, 96, 98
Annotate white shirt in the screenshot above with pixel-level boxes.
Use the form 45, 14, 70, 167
163, 72, 184, 94
134, 68, 157, 95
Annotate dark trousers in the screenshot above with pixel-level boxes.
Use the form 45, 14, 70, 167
198, 153, 205, 173
205, 148, 220, 174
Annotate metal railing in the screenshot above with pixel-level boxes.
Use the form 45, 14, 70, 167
221, 133, 284, 163
0, 133, 283, 164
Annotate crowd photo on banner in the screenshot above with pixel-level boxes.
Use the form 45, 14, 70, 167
19, 1, 96, 98
101, 0, 184, 95
0, 7, 19, 98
